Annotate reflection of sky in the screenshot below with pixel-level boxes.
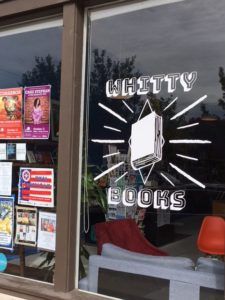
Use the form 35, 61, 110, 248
0, 27, 62, 88
91, 0, 225, 119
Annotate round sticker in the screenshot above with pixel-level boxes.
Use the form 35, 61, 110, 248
0, 253, 7, 272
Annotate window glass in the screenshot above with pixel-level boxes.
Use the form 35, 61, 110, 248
0, 22, 62, 283
79, 1, 224, 299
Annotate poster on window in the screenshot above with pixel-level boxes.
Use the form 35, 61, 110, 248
24, 85, 51, 139
0, 88, 23, 139
37, 211, 56, 252
15, 206, 37, 247
0, 196, 14, 250
18, 168, 54, 207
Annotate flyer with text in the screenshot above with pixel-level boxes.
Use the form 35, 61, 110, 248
24, 85, 51, 139
15, 206, 37, 247
0, 88, 23, 139
0, 196, 14, 250
0, 162, 12, 196
18, 168, 54, 207
37, 211, 56, 251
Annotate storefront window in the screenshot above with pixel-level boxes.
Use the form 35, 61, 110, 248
0, 19, 62, 283
79, 0, 224, 299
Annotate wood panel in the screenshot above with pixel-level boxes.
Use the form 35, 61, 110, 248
54, 1, 84, 292
0, 0, 71, 18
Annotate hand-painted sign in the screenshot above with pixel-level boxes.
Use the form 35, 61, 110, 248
92, 71, 211, 211
106, 71, 197, 97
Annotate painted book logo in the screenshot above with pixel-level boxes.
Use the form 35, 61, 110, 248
129, 100, 164, 184
91, 71, 211, 211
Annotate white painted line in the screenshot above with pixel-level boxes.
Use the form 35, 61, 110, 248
98, 103, 127, 123
122, 100, 134, 113
169, 139, 211, 144
115, 172, 128, 183
176, 154, 198, 161
177, 122, 199, 130
104, 126, 121, 132
160, 172, 175, 187
169, 163, 205, 188
171, 95, 207, 120
103, 152, 120, 158
91, 139, 125, 143
163, 97, 178, 112
94, 162, 124, 181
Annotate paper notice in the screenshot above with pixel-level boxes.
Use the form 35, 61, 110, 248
0, 162, 12, 196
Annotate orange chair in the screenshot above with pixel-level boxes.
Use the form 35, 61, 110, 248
197, 216, 225, 255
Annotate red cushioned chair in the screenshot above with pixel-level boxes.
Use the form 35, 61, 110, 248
94, 219, 168, 256
197, 216, 225, 256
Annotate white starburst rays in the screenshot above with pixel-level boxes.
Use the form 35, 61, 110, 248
92, 94, 211, 189
92, 100, 130, 182
167, 94, 210, 189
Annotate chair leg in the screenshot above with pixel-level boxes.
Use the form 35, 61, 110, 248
88, 264, 99, 293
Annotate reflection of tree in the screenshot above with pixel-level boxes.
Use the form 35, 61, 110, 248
148, 92, 183, 139
19, 55, 61, 100
200, 103, 210, 117
88, 49, 184, 168
90, 49, 141, 116
88, 49, 141, 165
218, 66, 225, 113
19, 55, 61, 145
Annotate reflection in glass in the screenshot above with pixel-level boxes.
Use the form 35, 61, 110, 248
0, 26, 62, 283
80, 1, 225, 299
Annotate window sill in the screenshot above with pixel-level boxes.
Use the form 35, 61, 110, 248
0, 273, 110, 300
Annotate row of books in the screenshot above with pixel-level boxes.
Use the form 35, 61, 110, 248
0, 143, 54, 164
27, 151, 54, 164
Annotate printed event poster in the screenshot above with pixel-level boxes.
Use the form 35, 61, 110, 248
15, 206, 37, 247
18, 168, 54, 207
37, 212, 56, 251
0, 88, 23, 139
0, 196, 14, 250
24, 85, 51, 139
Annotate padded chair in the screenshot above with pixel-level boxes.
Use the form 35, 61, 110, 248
197, 216, 225, 255
94, 218, 168, 256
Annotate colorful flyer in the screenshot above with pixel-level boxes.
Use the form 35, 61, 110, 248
0, 88, 23, 139
0, 196, 14, 250
18, 168, 54, 207
24, 85, 51, 139
15, 206, 37, 247
37, 212, 56, 251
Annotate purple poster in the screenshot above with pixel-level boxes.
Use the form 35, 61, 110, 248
24, 85, 51, 139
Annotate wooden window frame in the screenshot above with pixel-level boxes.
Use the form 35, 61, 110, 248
0, 0, 122, 299
1, 1, 224, 300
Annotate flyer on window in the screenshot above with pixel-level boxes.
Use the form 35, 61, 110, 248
0, 196, 14, 250
37, 211, 56, 252
24, 85, 51, 139
6, 143, 26, 161
0, 88, 23, 139
18, 168, 54, 207
15, 206, 37, 247
0, 162, 12, 196
0, 144, 6, 160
